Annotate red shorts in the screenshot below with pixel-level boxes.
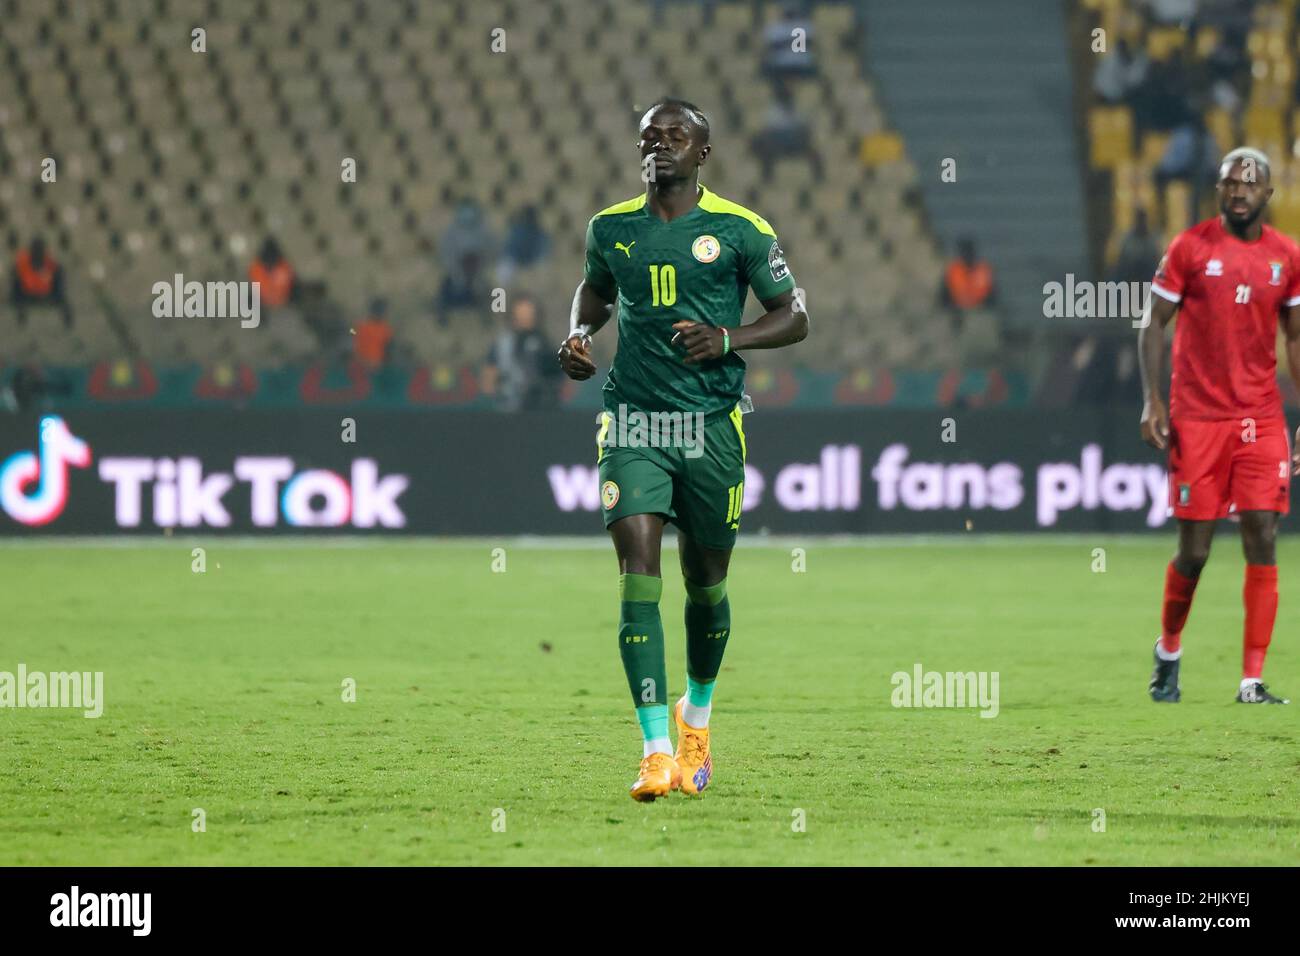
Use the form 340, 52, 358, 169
1168, 417, 1291, 520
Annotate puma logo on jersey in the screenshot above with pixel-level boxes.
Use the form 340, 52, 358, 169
614, 241, 636, 258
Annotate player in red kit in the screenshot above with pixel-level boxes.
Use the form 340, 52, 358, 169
1138, 148, 1300, 703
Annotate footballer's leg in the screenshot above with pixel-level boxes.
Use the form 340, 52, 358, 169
599, 415, 683, 798
675, 531, 731, 794
1236, 511, 1287, 702
600, 427, 683, 799
610, 514, 683, 798
1151, 518, 1215, 702
1152, 418, 1229, 702
1230, 417, 1289, 703
668, 404, 746, 793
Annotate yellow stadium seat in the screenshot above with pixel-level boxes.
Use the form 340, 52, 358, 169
1140, 131, 1171, 168
859, 131, 905, 167
1272, 198, 1300, 236
1089, 105, 1133, 169
1271, 169, 1300, 235
1146, 26, 1189, 61
1245, 104, 1286, 149
1163, 181, 1192, 235
1195, 27, 1221, 59
1205, 108, 1236, 154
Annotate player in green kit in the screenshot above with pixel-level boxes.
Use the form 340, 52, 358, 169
556, 98, 810, 801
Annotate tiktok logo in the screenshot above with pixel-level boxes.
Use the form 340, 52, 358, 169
0, 416, 92, 525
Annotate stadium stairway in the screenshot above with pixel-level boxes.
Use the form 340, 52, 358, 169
860, 0, 1091, 327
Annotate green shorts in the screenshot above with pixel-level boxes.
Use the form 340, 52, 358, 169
596, 404, 748, 551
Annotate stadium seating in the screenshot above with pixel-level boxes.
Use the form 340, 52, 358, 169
0, 0, 945, 375
1080, 0, 1300, 262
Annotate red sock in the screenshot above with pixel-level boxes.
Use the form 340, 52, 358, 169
1242, 564, 1279, 680
1160, 562, 1198, 654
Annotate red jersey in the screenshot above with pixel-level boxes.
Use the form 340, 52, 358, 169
1151, 217, 1300, 420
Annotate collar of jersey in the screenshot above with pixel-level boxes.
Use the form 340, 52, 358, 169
637, 184, 711, 224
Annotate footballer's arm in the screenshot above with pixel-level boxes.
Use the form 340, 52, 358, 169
558, 280, 615, 381
1138, 293, 1179, 450
1282, 303, 1300, 474
673, 289, 810, 365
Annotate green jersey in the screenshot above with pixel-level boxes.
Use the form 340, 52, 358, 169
584, 184, 796, 415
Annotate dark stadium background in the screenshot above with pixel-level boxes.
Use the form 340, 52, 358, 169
1, 0, 1293, 535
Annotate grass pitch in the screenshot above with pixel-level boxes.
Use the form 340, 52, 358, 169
1, 535, 1297, 866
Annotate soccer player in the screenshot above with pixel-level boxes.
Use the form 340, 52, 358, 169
557, 98, 809, 800
1139, 147, 1300, 704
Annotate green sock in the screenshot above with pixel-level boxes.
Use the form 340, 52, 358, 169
684, 577, 730, 700
687, 676, 714, 709
636, 704, 670, 744
619, 573, 667, 745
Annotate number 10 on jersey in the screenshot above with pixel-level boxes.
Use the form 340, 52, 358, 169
649, 264, 677, 307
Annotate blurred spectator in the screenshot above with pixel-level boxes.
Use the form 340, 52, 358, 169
1092, 38, 1150, 105
752, 79, 821, 179
482, 295, 560, 412
1133, 47, 1196, 132
354, 298, 394, 370
249, 237, 296, 309
1206, 26, 1248, 112
11, 237, 71, 328
438, 199, 495, 323
495, 205, 551, 287
1154, 115, 1218, 225
942, 238, 996, 313
1111, 209, 1161, 285
763, 3, 816, 80
293, 278, 346, 354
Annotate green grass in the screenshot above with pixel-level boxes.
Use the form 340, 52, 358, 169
1, 535, 1297, 866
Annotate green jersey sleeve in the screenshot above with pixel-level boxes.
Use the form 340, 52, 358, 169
742, 222, 796, 302
584, 218, 617, 302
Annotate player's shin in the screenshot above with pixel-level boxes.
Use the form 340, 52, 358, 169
1242, 564, 1278, 679
683, 578, 730, 728
1159, 562, 1199, 656
619, 573, 670, 756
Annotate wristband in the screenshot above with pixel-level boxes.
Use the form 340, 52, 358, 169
568, 329, 592, 346
721, 327, 730, 356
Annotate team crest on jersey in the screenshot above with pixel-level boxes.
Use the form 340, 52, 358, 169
601, 480, 620, 510
1205, 259, 1223, 277
1269, 261, 1284, 286
768, 240, 789, 282
692, 235, 721, 263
